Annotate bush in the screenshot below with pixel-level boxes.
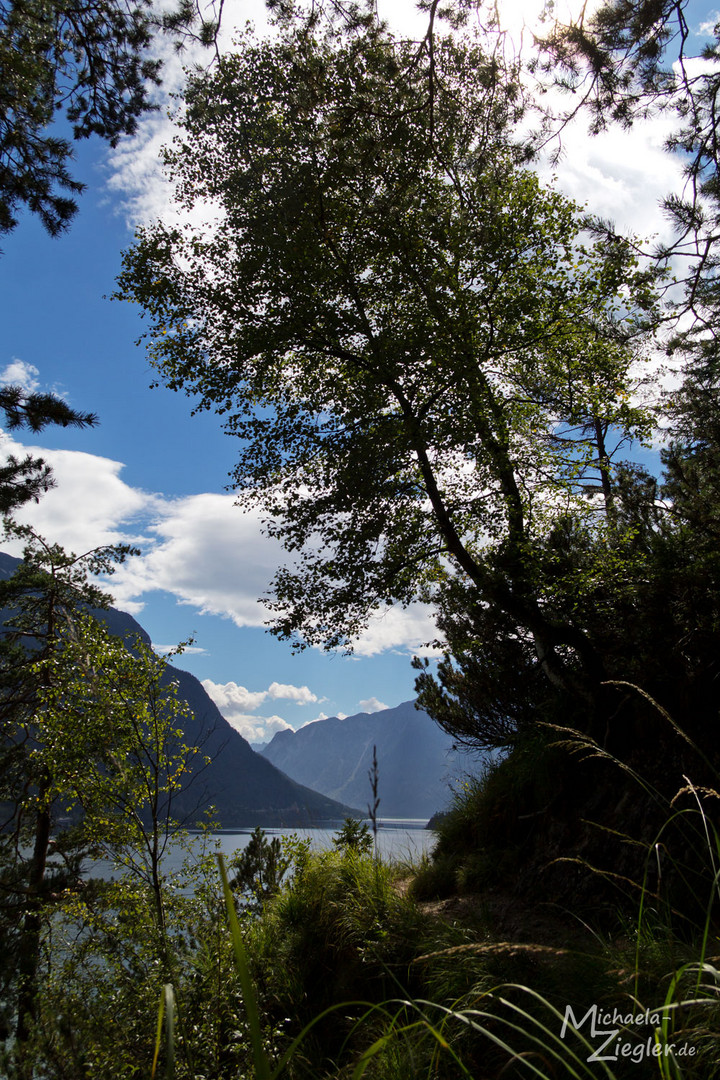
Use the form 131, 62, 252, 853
332, 817, 374, 856
246, 846, 426, 1067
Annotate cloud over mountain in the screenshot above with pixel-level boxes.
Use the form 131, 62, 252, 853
200, 677, 322, 742
0, 432, 438, 657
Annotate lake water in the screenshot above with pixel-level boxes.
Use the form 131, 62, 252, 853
88, 819, 437, 881
212, 818, 437, 863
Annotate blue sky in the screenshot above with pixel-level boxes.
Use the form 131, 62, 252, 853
0, 0, 713, 742
0, 180, 427, 737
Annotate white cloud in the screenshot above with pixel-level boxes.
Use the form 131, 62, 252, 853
0, 431, 442, 656
539, 114, 684, 246
0, 433, 281, 624
350, 603, 440, 658
359, 697, 388, 713
0, 360, 40, 394
267, 681, 318, 705
200, 677, 296, 741
202, 677, 318, 712
299, 712, 328, 728
300, 710, 348, 728
0, 434, 155, 558
202, 679, 270, 714
108, 491, 286, 623
201, 678, 320, 742
225, 711, 294, 744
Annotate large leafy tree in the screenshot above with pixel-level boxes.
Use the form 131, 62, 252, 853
117, 6, 720, 913
0, 0, 220, 237
118, 6, 656, 731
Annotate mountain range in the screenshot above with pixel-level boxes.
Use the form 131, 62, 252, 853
261, 700, 469, 818
0, 552, 356, 827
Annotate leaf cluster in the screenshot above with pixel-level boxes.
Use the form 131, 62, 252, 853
535, 0, 720, 360
0, 529, 207, 1069
0, 387, 96, 515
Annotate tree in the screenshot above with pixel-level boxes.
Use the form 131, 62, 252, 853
512, 1, 720, 749
42, 624, 206, 945
0, 526, 203, 1071
0, 0, 218, 512
332, 818, 373, 856
0, 527, 137, 1052
117, 5, 656, 732
0, 385, 97, 515
0, 526, 131, 1057
0, 0, 221, 237
229, 825, 293, 907
537, 0, 720, 358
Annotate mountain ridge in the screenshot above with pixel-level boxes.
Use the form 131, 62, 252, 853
0, 551, 358, 827
262, 700, 469, 818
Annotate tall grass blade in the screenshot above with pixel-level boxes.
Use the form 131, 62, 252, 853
353, 1014, 472, 1080
151, 985, 165, 1080
151, 983, 175, 1080
217, 853, 271, 1080
164, 984, 176, 1080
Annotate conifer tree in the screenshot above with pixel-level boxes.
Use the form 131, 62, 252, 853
0, 0, 221, 236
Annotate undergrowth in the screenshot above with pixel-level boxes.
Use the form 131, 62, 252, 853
11, 738, 720, 1078
200, 801, 719, 1080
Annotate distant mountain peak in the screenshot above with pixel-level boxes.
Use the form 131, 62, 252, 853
0, 551, 357, 827
262, 699, 472, 818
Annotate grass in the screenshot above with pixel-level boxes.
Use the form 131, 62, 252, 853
202, 815, 718, 1079
24, 747, 720, 1080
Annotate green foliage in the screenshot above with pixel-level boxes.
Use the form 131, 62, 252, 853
534, 0, 720, 760
229, 826, 296, 907
116, 11, 720, 913
0, 527, 132, 1051
16, 846, 249, 1080
214, 794, 718, 1080
537, 0, 720, 354
247, 845, 423, 1050
117, 5, 656, 701
333, 817, 374, 856
0, 389, 96, 515
0, 527, 212, 1074
4, 798, 719, 1079
7, 5, 720, 1075
218, 854, 271, 1080
410, 745, 562, 900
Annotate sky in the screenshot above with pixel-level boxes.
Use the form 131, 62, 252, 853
0, 0, 714, 743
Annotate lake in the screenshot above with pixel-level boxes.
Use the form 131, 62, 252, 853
88, 818, 437, 881
212, 818, 436, 863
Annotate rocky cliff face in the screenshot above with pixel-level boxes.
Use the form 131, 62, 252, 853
261, 700, 473, 818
